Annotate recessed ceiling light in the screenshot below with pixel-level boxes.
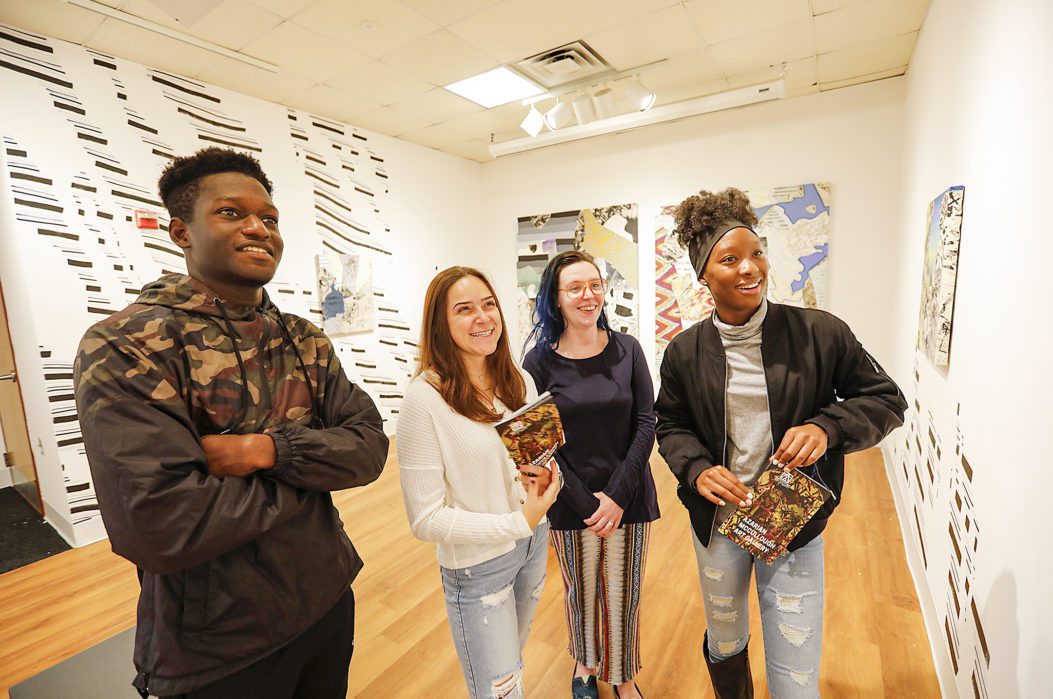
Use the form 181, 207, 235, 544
444, 67, 543, 108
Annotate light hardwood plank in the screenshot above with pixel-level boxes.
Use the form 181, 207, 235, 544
0, 444, 939, 697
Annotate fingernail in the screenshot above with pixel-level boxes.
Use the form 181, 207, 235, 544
718, 500, 726, 506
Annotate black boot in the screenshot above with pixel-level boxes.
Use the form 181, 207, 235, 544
703, 631, 754, 699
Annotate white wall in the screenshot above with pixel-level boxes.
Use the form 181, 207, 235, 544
882, 0, 1053, 696
0, 24, 483, 545
479, 78, 907, 374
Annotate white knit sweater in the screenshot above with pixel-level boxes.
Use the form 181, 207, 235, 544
396, 371, 539, 569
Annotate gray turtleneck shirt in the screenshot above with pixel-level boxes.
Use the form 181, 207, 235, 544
712, 299, 774, 525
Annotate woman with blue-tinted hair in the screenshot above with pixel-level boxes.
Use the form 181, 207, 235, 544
522, 250, 659, 699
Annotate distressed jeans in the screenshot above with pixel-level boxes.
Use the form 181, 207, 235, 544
692, 529, 824, 698
440, 521, 549, 699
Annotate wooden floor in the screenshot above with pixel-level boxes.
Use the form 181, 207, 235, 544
0, 446, 940, 698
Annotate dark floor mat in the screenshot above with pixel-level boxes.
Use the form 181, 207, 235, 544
0, 486, 71, 574
9, 627, 139, 698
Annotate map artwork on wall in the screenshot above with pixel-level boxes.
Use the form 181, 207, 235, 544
917, 186, 965, 367
317, 251, 376, 337
516, 204, 638, 347
655, 183, 831, 366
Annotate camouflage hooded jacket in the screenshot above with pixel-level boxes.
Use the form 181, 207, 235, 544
73, 273, 388, 696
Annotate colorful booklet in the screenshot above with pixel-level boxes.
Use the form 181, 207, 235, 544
717, 464, 833, 564
495, 392, 564, 472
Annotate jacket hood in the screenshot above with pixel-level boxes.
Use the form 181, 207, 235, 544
135, 273, 274, 320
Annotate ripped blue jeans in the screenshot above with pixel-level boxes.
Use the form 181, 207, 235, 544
692, 529, 824, 698
440, 522, 549, 698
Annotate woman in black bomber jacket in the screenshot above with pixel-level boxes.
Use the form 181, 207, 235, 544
654, 188, 906, 699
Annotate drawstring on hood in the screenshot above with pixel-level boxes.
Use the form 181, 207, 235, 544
212, 297, 254, 432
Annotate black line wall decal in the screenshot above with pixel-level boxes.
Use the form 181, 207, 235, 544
0, 22, 419, 544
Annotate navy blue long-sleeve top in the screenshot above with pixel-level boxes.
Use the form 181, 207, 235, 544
523, 331, 660, 530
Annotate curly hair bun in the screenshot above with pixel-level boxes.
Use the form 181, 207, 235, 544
672, 187, 758, 276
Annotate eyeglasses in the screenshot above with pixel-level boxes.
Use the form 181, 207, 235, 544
558, 279, 608, 297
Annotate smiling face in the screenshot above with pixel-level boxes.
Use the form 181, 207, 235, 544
169, 171, 283, 305
702, 227, 769, 324
556, 260, 605, 330
446, 274, 503, 362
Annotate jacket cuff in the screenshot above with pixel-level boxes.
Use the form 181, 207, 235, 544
267, 426, 295, 474
806, 415, 842, 451
685, 458, 711, 493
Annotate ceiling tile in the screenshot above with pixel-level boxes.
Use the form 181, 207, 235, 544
815, 0, 929, 54
108, 0, 188, 32
245, 0, 317, 18
379, 29, 500, 87
181, 0, 284, 52
448, 0, 680, 64
710, 19, 814, 77
440, 139, 492, 162
195, 57, 313, 101
637, 46, 724, 95
584, 4, 706, 72
653, 76, 731, 106
725, 65, 784, 88
399, 0, 505, 27
325, 60, 434, 105
684, 0, 811, 44
817, 31, 916, 83
349, 106, 432, 136
784, 56, 818, 93
389, 87, 482, 124
292, 0, 439, 57
398, 123, 467, 149
241, 21, 371, 82
284, 84, 380, 122
443, 109, 520, 140
85, 18, 224, 77
0, 0, 107, 45
811, 0, 867, 13
820, 66, 904, 91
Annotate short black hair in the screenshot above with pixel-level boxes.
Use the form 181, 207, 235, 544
157, 147, 273, 221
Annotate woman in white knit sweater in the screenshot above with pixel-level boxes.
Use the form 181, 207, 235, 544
397, 266, 561, 699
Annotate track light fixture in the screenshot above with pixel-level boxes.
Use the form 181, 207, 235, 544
515, 59, 668, 139
494, 80, 785, 157
623, 78, 656, 112
543, 99, 573, 130
520, 105, 545, 137
570, 93, 597, 126
592, 86, 616, 119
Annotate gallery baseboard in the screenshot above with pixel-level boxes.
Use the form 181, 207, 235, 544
881, 441, 956, 697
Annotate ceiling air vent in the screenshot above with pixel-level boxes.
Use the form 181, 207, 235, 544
514, 41, 614, 90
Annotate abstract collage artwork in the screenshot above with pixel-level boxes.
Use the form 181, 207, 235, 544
317, 251, 377, 337
516, 204, 639, 348
917, 186, 965, 367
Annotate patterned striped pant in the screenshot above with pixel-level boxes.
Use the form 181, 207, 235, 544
549, 522, 651, 685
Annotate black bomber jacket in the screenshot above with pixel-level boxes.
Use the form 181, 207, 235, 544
655, 302, 907, 551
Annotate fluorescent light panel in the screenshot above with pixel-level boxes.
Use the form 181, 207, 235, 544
444, 67, 543, 108
490, 81, 785, 158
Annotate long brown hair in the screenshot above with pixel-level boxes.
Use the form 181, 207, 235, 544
416, 266, 526, 422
